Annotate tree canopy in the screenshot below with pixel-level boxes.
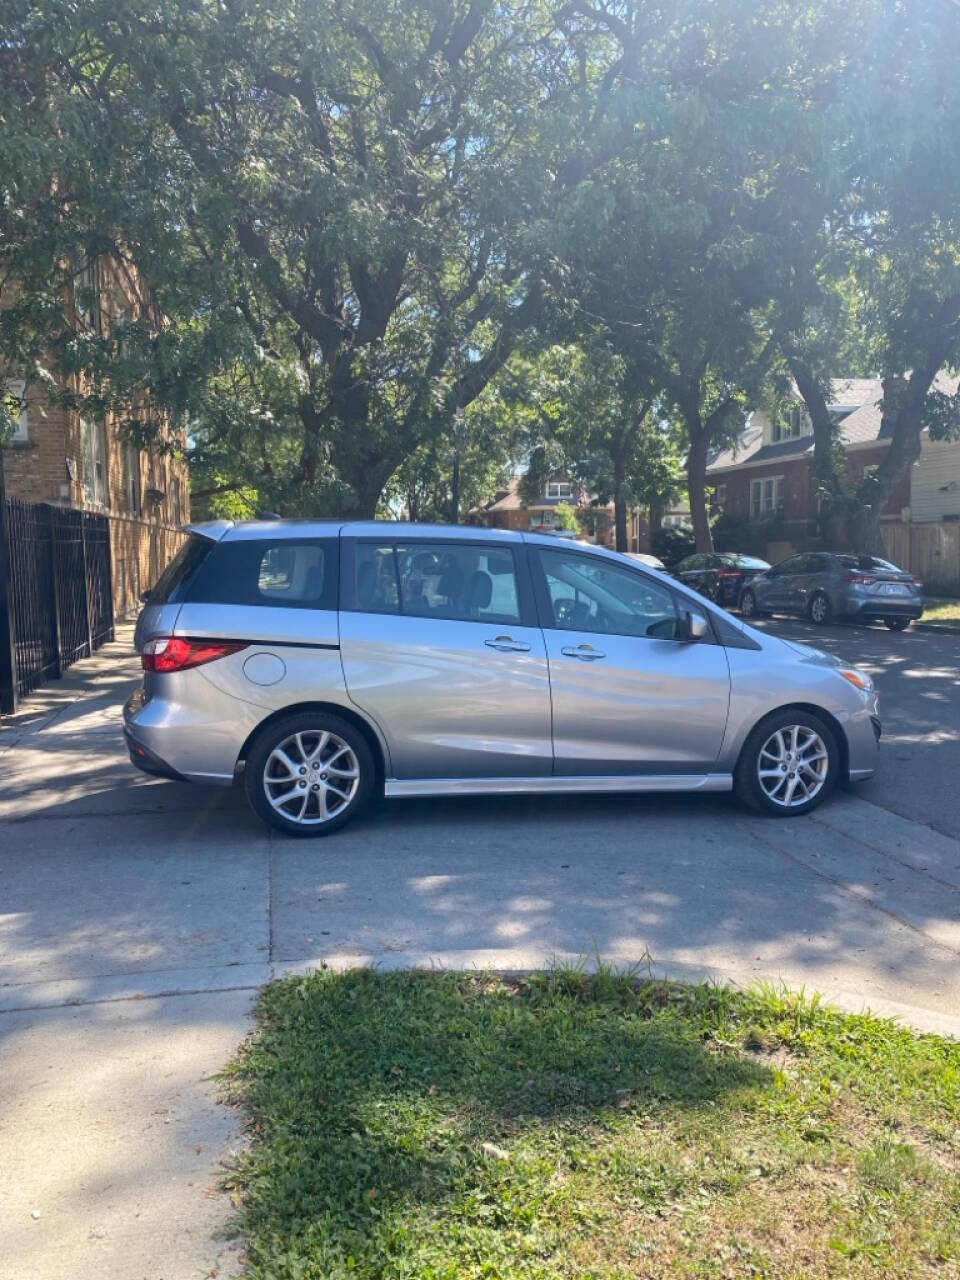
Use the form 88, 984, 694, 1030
2, 0, 959, 550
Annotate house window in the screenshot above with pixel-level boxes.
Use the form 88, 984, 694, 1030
74, 258, 101, 332
123, 442, 141, 516
546, 481, 573, 499
172, 473, 183, 525
81, 417, 109, 505
772, 406, 805, 443
751, 475, 785, 519
711, 483, 727, 508
3, 380, 29, 443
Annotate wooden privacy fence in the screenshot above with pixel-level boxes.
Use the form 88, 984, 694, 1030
0, 497, 115, 713
884, 522, 960, 594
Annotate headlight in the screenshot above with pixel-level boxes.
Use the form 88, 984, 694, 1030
838, 667, 873, 692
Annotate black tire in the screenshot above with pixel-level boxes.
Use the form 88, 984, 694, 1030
885, 616, 910, 631
739, 589, 770, 619
735, 708, 839, 817
807, 591, 833, 626
245, 712, 375, 837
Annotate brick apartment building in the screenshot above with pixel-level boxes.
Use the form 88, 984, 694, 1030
2, 253, 189, 617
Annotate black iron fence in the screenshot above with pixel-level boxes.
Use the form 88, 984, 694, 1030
0, 497, 115, 712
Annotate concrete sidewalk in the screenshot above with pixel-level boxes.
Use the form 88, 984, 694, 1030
2, 629, 960, 1279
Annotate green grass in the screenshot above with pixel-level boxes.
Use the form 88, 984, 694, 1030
221, 969, 960, 1279
922, 598, 960, 627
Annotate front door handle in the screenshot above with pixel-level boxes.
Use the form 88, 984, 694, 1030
485, 635, 531, 652
561, 644, 606, 661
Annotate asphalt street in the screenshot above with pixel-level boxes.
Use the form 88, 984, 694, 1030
0, 617, 958, 1280
752, 616, 960, 840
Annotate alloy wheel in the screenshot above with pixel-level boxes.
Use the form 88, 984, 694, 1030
263, 729, 360, 825
810, 593, 829, 624
757, 724, 829, 809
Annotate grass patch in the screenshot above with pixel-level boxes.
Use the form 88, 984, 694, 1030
222, 969, 960, 1279
922, 598, 960, 627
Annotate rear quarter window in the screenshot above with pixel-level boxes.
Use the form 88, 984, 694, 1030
184, 538, 338, 609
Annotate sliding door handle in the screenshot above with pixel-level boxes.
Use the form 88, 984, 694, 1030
560, 644, 606, 661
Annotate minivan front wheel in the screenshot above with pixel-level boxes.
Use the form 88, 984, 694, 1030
735, 709, 838, 817
245, 713, 375, 836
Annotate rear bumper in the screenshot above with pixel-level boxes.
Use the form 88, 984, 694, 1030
842, 590, 923, 620
122, 684, 247, 786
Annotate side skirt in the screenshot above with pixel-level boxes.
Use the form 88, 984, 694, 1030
384, 774, 733, 799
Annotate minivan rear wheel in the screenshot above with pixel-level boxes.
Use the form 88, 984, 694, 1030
245, 712, 375, 837
735, 709, 838, 817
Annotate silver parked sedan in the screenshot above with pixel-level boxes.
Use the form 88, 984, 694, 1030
739, 552, 924, 630
125, 521, 880, 836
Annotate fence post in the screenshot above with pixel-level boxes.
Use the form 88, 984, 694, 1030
0, 455, 18, 713
46, 504, 63, 680
79, 510, 93, 658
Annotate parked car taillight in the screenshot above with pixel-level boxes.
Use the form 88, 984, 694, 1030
913, 578, 924, 590
716, 569, 743, 579
142, 636, 247, 673
844, 572, 876, 585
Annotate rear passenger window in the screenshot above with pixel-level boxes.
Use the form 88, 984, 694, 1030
184, 539, 337, 609
396, 543, 521, 624
351, 542, 522, 624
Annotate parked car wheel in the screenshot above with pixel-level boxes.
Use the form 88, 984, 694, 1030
734, 709, 838, 817
245, 712, 375, 837
808, 591, 832, 626
884, 617, 910, 632
739, 588, 768, 619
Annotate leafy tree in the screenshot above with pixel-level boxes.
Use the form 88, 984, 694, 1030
1, 0, 657, 515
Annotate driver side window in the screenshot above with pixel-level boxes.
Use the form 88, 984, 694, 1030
537, 549, 679, 640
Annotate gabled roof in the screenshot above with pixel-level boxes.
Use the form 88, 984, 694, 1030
708, 374, 958, 475
708, 377, 884, 472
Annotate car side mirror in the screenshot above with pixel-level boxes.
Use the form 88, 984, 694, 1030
683, 610, 709, 641
139, 589, 153, 604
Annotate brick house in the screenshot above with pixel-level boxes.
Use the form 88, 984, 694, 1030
471, 475, 650, 549
2, 254, 189, 616
705, 378, 959, 564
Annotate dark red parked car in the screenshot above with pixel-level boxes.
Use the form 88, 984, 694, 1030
672, 552, 771, 608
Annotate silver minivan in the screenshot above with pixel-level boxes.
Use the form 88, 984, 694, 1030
124, 521, 881, 836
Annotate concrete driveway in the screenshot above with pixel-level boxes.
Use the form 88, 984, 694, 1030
2, 621, 959, 1279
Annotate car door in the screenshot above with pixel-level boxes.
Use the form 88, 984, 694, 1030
338, 538, 552, 779
674, 554, 705, 595
764, 556, 802, 612
530, 546, 731, 775
789, 553, 825, 614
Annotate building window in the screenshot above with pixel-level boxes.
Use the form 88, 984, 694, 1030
3, 380, 29, 443
546, 481, 573, 499
81, 417, 109, 505
751, 475, 785, 519
172, 473, 183, 525
662, 513, 691, 528
772, 406, 805, 443
123, 442, 141, 516
74, 258, 101, 332
711, 483, 727, 508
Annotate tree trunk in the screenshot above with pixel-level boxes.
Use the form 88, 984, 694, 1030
612, 449, 628, 552
786, 353, 839, 532
450, 449, 460, 525
686, 428, 713, 552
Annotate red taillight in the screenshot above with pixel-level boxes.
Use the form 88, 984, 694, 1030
844, 572, 876, 585
913, 578, 923, 589
716, 569, 743, 579
142, 636, 247, 673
